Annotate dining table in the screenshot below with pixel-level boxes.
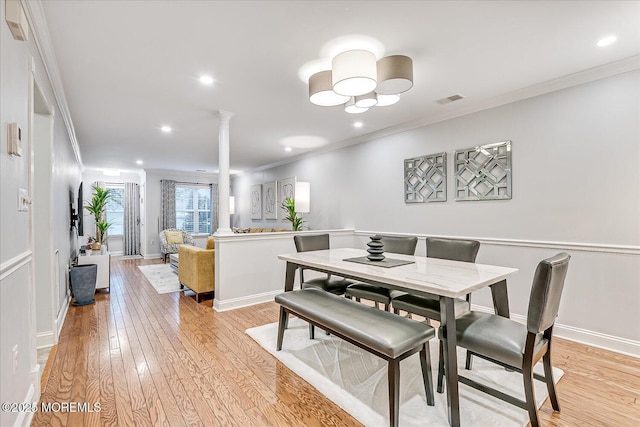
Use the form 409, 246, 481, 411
278, 247, 519, 427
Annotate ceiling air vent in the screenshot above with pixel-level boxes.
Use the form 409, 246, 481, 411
436, 94, 465, 105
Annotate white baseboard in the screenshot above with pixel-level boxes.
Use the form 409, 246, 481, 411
36, 332, 54, 349
552, 322, 640, 358
143, 253, 162, 260
109, 250, 123, 256
471, 304, 640, 358
214, 290, 281, 312
55, 293, 70, 341
14, 382, 36, 427
36, 294, 70, 350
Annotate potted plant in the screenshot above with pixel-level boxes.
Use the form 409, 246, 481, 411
84, 185, 112, 250
281, 197, 304, 231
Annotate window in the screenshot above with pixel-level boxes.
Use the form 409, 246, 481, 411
105, 184, 125, 236
176, 185, 212, 234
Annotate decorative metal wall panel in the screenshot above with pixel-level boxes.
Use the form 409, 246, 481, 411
404, 152, 447, 203
455, 140, 512, 201
278, 176, 296, 207
250, 184, 262, 219
263, 181, 278, 219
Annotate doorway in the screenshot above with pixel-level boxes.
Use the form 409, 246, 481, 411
29, 64, 58, 358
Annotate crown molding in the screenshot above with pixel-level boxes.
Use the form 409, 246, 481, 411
252, 55, 640, 173
21, 0, 83, 170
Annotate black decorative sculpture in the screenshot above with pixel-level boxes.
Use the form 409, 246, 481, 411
367, 235, 385, 261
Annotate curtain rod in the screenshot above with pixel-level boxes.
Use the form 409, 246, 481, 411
161, 179, 213, 186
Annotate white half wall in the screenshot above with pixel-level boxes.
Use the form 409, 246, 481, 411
231, 71, 640, 355
213, 230, 355, 312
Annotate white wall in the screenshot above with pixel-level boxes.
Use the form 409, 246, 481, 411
232, 71, 640, 354
1, 1, 82, 424
143, 169, 218, 257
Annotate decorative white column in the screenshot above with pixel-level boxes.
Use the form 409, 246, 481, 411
215, 110, 234, 235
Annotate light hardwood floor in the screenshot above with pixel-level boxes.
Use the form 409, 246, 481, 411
32, 258, 640, 426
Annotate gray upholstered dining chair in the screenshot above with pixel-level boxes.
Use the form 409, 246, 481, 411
293, 234, 353, 338
437, 253, 570, 427
293, 234, 352, 294
390, 237, 480, 384
345, 235, 418, 311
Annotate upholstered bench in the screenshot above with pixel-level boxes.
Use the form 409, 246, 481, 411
275, 288, 435, 427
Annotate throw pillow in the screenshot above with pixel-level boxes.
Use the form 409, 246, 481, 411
205, 237, 215, 250
165, 230, 184, 244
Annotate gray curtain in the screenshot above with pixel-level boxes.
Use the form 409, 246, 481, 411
211, 183, 218, 234
160, 179, 176, 231
123, 182, 140, 255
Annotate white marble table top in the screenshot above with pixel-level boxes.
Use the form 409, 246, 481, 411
278, 248, 518, 299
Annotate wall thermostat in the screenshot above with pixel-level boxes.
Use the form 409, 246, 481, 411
7, 122, 22, 157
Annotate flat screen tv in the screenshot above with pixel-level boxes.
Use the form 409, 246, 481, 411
77, 182, 83, 236
71, 182, 84, 235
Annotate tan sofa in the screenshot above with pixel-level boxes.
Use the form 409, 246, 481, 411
178, 237, 215, 302
233, 227, 289, 233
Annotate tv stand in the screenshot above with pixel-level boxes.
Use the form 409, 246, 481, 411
77, 248, 110, 292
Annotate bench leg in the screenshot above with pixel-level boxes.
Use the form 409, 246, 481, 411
276, 307, 287, 351
309, 324, 315, 340
388, 359, 400, 427
465, 350, 473, 370
437, 340, 445, 393
420, 343, 435, 406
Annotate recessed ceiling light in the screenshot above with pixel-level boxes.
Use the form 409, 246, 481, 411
136, 160, 143, 165
199, 75, 214, 85
284, 147, 292, 152
596, 35, 617, 47
161, 125, 172, 133
354, 121, 363, 128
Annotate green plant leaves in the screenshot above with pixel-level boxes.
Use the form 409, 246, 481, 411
281, 197, 305, 231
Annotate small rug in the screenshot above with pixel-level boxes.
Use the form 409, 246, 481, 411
118, 254, 143, 260
247, 318, 564, 427
138, 264, 182, 294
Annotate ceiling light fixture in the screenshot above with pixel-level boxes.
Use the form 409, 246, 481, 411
596, 35, 617, 47
355, 91, 377, 108
136, 160, 143, 165
199, 75, 214, 85
309, 70, 350, 106
332, 50, 378, 96
344, 98, 368, 114
353, 121, 363, 128
376, 94, 400, 107
284, 146, 292, 152
161, 125, 172, 133
308, 48, 413, 113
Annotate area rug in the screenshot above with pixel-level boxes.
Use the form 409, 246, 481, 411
118, 254, 143, 260
246, 317, 564, 427
137, 264, 182, 294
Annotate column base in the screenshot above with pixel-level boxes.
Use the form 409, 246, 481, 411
214, 228, 234, 236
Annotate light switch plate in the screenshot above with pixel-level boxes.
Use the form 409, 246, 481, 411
18, 188, 29, 211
